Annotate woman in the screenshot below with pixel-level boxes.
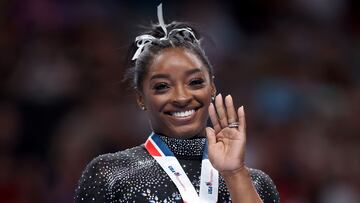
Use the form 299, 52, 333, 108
75, 4, 279, 203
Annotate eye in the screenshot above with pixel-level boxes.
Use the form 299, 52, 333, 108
153, 82, 169, 91
189, 78, 205, 86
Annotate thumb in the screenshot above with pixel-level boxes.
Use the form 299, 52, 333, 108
206, 127, 216, 145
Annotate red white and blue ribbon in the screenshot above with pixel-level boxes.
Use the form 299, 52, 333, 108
145, 133, 219, 203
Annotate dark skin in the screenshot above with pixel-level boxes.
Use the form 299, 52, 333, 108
137, 47, 216, 139
137, 47, 262, 202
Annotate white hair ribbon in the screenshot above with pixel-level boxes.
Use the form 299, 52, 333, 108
157, 3, 168, 40
131, 34, 156, 60
131, 3, 199, 61
168, 27, 198, 42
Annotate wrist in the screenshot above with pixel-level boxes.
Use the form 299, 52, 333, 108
221, 165, 249, 180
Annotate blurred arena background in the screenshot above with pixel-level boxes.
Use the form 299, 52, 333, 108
1, 0, 359, 202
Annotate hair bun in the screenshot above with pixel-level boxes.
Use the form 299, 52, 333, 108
168, 27, 199, 44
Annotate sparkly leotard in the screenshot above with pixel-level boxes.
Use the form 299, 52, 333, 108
75, 136, 280, 203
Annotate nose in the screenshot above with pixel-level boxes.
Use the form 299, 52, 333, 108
172, 85, 192, 107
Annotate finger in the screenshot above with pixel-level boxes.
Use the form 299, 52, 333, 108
237, 106, 246, 135
206, 127, 216, 145
208, 103, 222, 134
214, 93, 228, 128
225, 95, 237, 124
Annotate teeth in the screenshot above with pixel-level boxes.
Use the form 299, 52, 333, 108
172, 110, 195, 117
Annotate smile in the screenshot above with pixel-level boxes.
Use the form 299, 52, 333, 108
171, 109, 195, 118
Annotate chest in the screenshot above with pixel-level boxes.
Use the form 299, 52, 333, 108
109, 158, 231, 202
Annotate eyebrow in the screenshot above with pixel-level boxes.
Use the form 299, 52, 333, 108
150, 68, 203, 81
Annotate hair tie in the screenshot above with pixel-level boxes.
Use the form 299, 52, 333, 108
157, 4, 168, 40
132, 3, 199, 61
131, 34, 156, 60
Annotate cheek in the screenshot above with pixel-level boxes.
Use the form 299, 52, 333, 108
194, 90, 212, 119
196, 88, 212, 103
146, 95, 168, 113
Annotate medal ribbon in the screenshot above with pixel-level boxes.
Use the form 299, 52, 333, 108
145, 133, 219, 203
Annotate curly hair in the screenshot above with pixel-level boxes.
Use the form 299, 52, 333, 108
125, 21, 213, 91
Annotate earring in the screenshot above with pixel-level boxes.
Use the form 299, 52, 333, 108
211, 95, 215, 101
141, 106, 146, 111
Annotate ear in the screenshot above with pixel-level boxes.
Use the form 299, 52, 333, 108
211, 75, 217, 98
136, 90, 146, 110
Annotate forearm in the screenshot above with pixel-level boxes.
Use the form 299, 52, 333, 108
222, 167, 263, 203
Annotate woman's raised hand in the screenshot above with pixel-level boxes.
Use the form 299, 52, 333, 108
206, 94, 247, 174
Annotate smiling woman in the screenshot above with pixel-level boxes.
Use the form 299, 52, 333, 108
139, 48, 215, 139
75, 4, 280, 203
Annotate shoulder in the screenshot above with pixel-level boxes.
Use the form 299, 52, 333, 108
248, 168, 280, 203
86, 145, 147, 170
79, 145, 149, 182
75, 145, 149, 202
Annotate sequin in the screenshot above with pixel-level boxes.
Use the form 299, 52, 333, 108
75, 136, 280, 202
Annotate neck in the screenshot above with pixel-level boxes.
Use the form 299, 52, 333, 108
154, 129, 207, 140
156, 133, 206, 158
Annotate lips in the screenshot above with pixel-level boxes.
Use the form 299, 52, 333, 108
171, 109, 195, 118
164, 106, 202, 124
165, 106, 200, 116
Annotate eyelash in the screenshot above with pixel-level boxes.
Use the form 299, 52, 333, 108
153, 83, 169, 91
152, 78, 205, 92
189, 78, 204, 86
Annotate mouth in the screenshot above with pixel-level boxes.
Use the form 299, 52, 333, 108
164, 107, 201, 119
170, 109, 195, 118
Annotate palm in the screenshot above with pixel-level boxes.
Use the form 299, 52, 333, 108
206, 94, 247, 173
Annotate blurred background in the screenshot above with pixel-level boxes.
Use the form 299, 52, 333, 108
1, 0, 359, 202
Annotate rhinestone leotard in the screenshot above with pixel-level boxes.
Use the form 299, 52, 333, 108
75, 136, 280, 202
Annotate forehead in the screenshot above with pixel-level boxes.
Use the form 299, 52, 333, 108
148, 48, 208, 77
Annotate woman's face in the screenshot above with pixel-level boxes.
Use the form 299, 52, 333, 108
138, 47, 215, 139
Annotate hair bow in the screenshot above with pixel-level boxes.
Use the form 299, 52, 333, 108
132, 4, 199, 61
